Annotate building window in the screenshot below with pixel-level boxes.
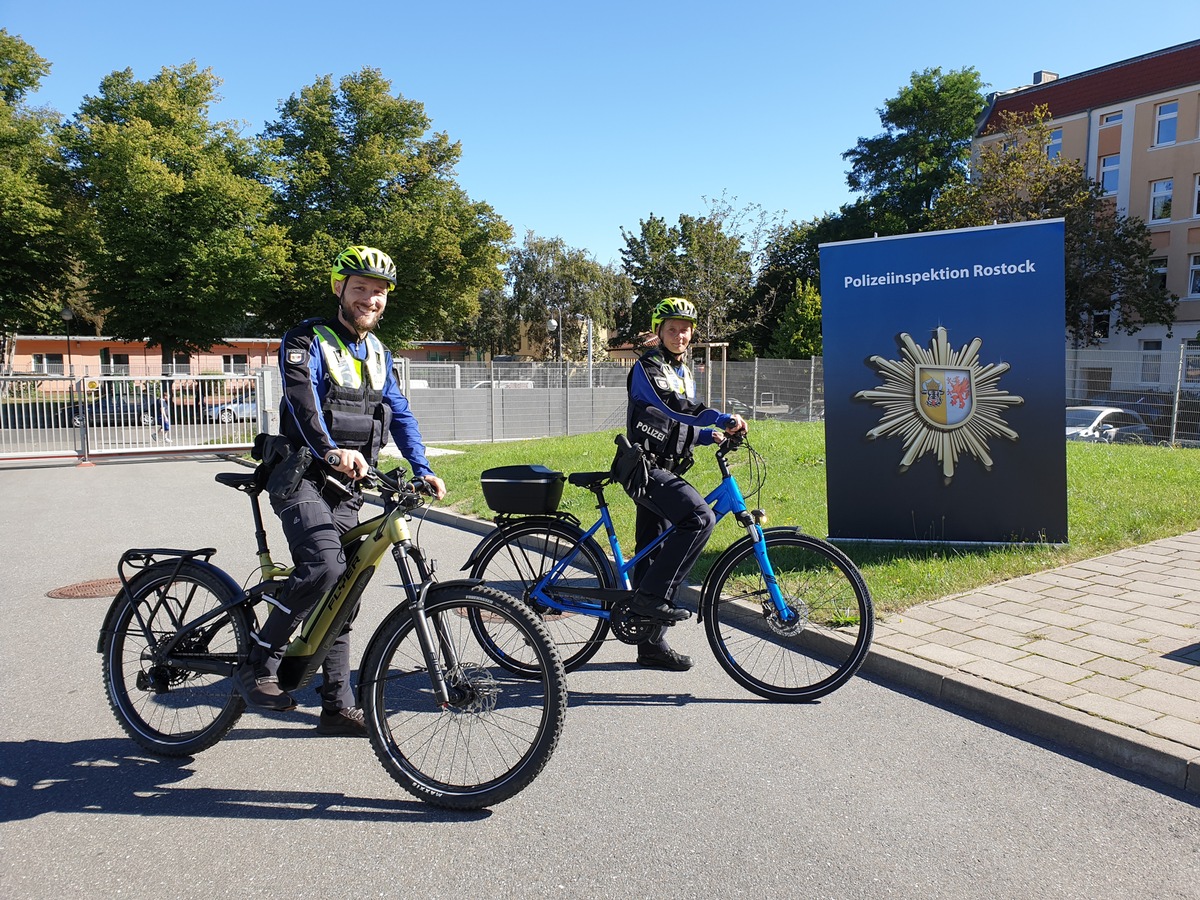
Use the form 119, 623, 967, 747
1155, 101, 1178, 146
1100, 154, 1120, 195
162, 350, 191, 376
1140, 340, 1163, 383
31, 353, 65, 375
1046, 128, 1062, 160
1150, 179, 1173, 222
222, 353, 249, 375
1185, 341, 1200, 386
1194, 174, 1200, 218
1101, 111, 1123, 126
1191, 254, 1200, 298
1150, 258, 1168, 293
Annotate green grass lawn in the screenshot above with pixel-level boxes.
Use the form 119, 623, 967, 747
392, 421, 1200, 617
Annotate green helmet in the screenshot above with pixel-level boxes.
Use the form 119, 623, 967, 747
651, 297, 699, 332
330, 245, 397, 294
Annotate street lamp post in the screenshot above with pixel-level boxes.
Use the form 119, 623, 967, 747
60, 306, 75, 376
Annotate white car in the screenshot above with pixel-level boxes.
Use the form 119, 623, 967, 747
1065, 406, 1154, 444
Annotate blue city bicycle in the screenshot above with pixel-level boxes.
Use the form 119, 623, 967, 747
464, 434, 874, 702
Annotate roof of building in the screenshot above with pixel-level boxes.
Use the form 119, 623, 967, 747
977, 39, 1200, 135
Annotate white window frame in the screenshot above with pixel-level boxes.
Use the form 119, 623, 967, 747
1100, 154, 1120, 195
222, 353, 249, 375
1155, 101, 1178, 146
1101, 111, 1123, 126
1140, 339, 1163, 384
1190, 254, 1200, 298
1046, 128, 1062, 160
1194, 174, 1200, 219
161, 351, 191, 376
1150, 257, 1168, 293
1185, 340, 1200, 387
1150, 179, 1173, 222
31, 353, 65, 375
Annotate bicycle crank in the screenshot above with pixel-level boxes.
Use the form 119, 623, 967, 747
609, 601, 660, 645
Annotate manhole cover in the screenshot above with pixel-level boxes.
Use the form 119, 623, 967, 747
47, 577, 123, 599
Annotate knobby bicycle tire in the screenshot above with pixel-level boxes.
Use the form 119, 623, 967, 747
701, 529, 874, 702
468, 518, 614, 673
100, 561, 249, 756
358, 584, 568, 810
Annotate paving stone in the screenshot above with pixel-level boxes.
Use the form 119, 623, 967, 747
1011, 653, 1089, 683
955, 639, 1028, 663
960, 658, 1042, 687
1018, 676, 1088, 703
1063, 693, 1161, 728
1024, 638, 1099, 666
1081, 656, 1146, 680
1074, 671, 1141, 699
1142, 716, 1200, 751
1124, 687, 1200, 719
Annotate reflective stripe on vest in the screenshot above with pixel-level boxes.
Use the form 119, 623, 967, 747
313, 325, 387, 390
661, 362, 695, 400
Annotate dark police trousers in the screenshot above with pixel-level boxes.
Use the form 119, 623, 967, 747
631, 466, 716, 647
251, 476, 364, 712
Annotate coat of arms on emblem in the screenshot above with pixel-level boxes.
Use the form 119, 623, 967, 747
855, 327, 1023, 483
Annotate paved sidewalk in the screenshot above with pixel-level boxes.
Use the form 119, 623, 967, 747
864, 532, 1200, 794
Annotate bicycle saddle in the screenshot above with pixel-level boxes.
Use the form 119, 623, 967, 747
214, 471, 259, 492
568, 471, 610, 488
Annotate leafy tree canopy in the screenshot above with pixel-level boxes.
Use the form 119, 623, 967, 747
843, 66, 986, 231
57, 62, 287, 354
261, 68, 511, 343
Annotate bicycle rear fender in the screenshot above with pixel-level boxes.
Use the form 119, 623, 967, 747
96, 554, 243, 653
460, 515, 589, 572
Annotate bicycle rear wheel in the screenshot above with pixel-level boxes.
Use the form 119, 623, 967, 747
359, 584, 568, 810
468, 519, 613, 672
702, 530, 874, 702
100, 562, 248, 755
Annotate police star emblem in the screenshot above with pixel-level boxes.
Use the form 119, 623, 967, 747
855, 327, 1023, 483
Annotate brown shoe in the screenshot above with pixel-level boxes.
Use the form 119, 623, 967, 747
234, 666, 296, 711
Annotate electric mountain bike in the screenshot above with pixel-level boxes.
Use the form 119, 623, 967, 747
98, 464, 568, 810
465, 434, 873, 702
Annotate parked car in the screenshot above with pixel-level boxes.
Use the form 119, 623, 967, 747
726, 396, 791, 419
206, 393, 258, 424
68, 394, 155, 427
1065, 406, 1154, 444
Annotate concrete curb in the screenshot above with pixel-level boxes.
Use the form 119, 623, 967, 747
861, 642, 1200, 794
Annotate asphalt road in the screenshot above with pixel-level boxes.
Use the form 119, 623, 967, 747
2, 456, 1198, 899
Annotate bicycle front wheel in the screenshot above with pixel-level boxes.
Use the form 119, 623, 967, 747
360, 584, 568, 810
469, 519, 613, 672
702, 530, 874, 702
100, 562, 249, 756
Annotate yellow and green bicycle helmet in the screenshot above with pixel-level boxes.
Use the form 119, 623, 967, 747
650, 297, 699, 332
330, 245, 397, 294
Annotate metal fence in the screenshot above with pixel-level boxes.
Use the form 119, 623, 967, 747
1066, 344, 1200, 443
381, 357, 826, 444
10, 346, 1193, 460
0, 373, 267, 461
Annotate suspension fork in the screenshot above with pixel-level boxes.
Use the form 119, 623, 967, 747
391, 542, 458, 707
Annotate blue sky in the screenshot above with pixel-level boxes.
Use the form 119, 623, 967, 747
5, 1, 1196, 265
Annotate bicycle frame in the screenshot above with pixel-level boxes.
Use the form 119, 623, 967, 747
530, 443, 795, 623
111, 470, 468, 706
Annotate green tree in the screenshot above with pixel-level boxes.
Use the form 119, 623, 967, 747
767, 281, 823, 359
843, 67, 986, 231
57, 62, 287, 355
931, 106, 1177, 345
262, 68, 511, 342
505, 232, 629, 360
620, 203, 754, 350
0, 30, 67, 359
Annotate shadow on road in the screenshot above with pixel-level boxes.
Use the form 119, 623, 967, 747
0, 737, 489, 823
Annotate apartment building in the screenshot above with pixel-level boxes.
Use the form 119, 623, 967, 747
974, 40, 1200, 370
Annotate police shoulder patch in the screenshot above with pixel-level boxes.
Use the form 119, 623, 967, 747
652, 376, 671, 391
286, 348, 305, 365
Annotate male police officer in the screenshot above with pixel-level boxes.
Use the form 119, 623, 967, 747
235, 246, 446, 735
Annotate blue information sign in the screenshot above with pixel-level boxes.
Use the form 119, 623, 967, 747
820, 220, 1067, 543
